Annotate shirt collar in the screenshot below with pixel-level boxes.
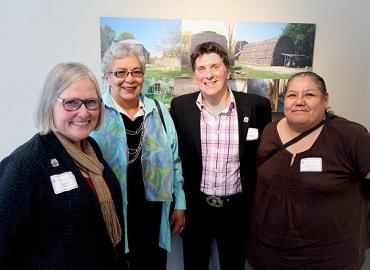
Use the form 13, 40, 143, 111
112, 96, 145, 121
196, 89, 236, 114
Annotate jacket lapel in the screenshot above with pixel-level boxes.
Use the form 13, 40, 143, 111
234, 92, 252, 157
189, 95, 202, 156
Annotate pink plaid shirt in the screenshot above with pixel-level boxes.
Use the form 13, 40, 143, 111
196, 91, 242, 196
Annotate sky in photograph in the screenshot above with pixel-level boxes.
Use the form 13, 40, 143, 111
100, 17, 180, 57
182, 20, 287, 43
236, 21, 288, 43
100, 17, 288, 57
182, 20, 230, 36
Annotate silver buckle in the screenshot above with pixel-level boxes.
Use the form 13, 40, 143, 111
205, 195, 223, 208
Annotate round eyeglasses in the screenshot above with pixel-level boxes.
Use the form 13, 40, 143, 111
109, 70, 144, 79
56, 98, 102, 111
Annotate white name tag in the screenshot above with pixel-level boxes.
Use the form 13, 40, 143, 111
50, 171, 78, 194
246, 128, 259, 141
300, 157, 322, 172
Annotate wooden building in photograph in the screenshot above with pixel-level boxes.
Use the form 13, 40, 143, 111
239, 35, 295, 66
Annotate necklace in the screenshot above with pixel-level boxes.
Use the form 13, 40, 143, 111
125, 121, 144, 135
126, 120, 144, 164
127, 130, 144, 164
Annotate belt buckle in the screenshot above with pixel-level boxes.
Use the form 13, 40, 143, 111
205, 195, 223, 208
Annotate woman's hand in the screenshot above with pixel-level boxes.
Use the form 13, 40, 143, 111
170, 209, 186, 236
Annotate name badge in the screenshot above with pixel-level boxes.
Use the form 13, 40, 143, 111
246, 128, 259, 141
50, 171, 78, 194
300, 157, 322, 172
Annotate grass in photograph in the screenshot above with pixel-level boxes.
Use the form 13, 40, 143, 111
232, 60, 297, 80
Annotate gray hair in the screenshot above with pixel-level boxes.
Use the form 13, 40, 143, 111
35, 62, 104, 134
101, 41, 147, 75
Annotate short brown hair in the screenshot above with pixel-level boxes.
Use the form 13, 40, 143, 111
190, 42, 230, 71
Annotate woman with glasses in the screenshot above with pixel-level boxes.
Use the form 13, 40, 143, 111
247, 71, 370, 269
0, 62, 128, 269
91, 42, 186, 270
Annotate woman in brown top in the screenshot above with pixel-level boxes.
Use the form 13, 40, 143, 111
247, 71, 370, 269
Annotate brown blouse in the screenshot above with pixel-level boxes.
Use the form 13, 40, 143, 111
247, 117, 370, 270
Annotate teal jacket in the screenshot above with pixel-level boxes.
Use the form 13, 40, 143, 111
91, 91, 186, 252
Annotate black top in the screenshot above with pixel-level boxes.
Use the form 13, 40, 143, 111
120, 114, 162, 253
121, 114, 145, 205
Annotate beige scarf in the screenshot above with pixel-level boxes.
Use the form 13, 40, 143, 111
54, 132, 122, 246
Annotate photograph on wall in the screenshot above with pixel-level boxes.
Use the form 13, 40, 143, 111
100, 17, 316, 111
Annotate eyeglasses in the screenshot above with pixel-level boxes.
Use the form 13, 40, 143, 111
109, 70, 144, 79
56, 98, 102, 111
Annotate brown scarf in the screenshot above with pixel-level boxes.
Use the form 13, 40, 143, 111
54, 132, 122, 246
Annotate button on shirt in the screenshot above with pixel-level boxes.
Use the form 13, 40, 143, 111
196, 91, 242, 196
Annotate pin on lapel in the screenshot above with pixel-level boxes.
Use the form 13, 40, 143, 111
51, 158, 59, 167
243, 116, 249, 123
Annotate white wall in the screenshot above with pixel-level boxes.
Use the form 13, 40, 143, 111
0, 0, 369, 157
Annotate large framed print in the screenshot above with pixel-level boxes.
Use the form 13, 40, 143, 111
100, 18, 316, 112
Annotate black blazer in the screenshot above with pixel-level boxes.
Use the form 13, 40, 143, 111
0, 133, 126, 270
170, 91, 271, 213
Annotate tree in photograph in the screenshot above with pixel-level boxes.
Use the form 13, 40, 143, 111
116, 32, 135, 42
282, 23, 316, 66
100, 25, 115, 58
225, 21, 237, 56
180, 31, 192, 65
154, 23, 182, 59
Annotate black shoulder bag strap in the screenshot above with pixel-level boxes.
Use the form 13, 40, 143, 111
260, 114, 336, 165
154, 99, 167, 133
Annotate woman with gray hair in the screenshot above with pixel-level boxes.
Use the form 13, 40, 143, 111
0, 62, 128, 270
91, 41, 186, 270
